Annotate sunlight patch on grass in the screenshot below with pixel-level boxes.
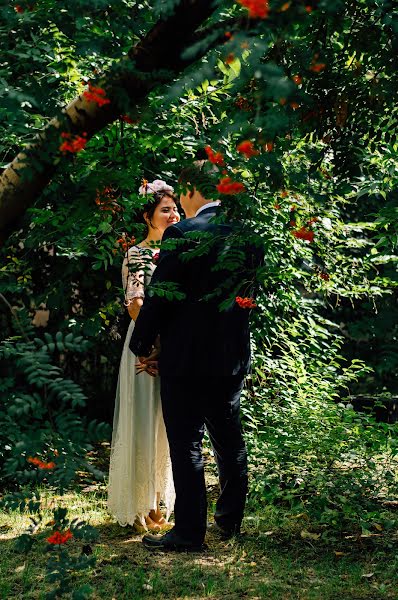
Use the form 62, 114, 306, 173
0, 489, 397, 599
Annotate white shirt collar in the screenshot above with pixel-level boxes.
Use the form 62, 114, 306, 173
195, 201, 221, 217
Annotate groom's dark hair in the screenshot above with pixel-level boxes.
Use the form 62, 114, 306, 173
179, 160, 219, 199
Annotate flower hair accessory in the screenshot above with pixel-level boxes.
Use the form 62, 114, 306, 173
138, 179, 174, 196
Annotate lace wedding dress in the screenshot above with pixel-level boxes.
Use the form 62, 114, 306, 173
107, 245, 175, 527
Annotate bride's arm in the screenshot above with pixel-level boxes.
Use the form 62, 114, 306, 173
122, 246, 145, 321
130, 225, 185, 358
126, 297, 143, 321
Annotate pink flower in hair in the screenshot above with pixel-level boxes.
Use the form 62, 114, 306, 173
138, 179, 174, 196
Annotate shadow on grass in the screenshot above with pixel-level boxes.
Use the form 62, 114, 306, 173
2, 513, 398, 600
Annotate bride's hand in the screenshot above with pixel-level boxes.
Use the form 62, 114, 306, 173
136, 358, 159, 377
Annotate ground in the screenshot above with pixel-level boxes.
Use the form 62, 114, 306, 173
1, 445, 397, 599
1, 481, 397, 600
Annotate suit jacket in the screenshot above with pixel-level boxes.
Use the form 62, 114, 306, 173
129, 206, 262, 376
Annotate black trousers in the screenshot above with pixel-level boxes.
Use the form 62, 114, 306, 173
160, 375, 248, 544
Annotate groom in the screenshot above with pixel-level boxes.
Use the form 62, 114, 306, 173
130, 162, 262, 551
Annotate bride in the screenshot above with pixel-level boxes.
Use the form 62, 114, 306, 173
107, 179, 180, 532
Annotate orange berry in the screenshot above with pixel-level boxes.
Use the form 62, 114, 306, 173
292, 74, 302, 85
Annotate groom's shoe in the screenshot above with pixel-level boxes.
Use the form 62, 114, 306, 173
142, 530, 206, 553
207, 522, 241, 540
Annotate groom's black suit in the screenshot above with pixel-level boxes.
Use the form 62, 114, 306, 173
130, 206, 261, 544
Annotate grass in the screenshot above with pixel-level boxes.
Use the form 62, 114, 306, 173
1, 483, 397, 600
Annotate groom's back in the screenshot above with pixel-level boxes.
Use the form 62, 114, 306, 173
173, 210, 234, 302
155, 208, 261, 377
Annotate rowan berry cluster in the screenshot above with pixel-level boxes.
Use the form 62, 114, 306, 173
235, 96, 253, 111
216, 177, 245, 195
59, 132, 87, 154
95, 187, 121, 214
237, 0, 269, 19
47, 530, 73, 545
27, 456, 56, 470
309, 54, 326, 72
120, 115, 137, 124
237, 140, 259, 158
83, 84, 111, 107
319, 272, 330, 281
235, 296, 257, 309
205, 146, 225, 166
116, 236, 136, 252
292, 227, 314, 242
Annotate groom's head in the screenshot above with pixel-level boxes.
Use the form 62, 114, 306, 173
179, 160, 218, 218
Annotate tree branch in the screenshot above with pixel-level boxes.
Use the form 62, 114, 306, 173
0, 0, 220, 242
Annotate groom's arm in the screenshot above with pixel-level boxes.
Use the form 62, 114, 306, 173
129, 224, 186, 357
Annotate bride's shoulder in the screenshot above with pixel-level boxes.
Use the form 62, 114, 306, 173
127, 244, 143, 254
124, 244, 143, 260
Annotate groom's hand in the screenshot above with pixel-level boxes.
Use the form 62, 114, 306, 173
141, 345, 160, 363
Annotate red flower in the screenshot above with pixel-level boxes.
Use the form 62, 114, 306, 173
302, 110, 317, 123
59, 132, 87, 154
290, 102, 300, 110
274, 203, 280, 210
264, 141, 274, 152
216, 177, 245, 195
309, 61, 326, 73
225, 31, 232, 39
152, 251, 160, 263
236, 296, 257, 309
235, 96, 253, 111
320, 272, 330, 281
121, 115, 134, 124
205, 146, 225, 166
27, 456, 56, 470
292, 74, 303, 85
292, 227, 314, 242
225, 53, 235, 65
95, 187, 121, 214
83, 84, 111, 107
15, 3, 35, 12
116, 235, 136, 252
237, 0, 269, 19
237, 140, 259, 158
47, 530, 73, 545
307, 217, 319, 225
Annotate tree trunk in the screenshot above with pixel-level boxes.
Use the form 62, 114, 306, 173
0, 0, 216, 241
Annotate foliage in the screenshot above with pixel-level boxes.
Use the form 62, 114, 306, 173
0, 309, 109, 597
1, 489, 398, 599
1, 0, 398, 596
245, 313, 398, 535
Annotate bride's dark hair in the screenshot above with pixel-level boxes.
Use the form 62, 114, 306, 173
137, 179, 177, 236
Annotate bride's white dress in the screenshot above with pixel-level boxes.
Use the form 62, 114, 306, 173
107, 245, 175, 527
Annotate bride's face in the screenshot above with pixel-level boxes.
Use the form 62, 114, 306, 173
149, 196, 180, 235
